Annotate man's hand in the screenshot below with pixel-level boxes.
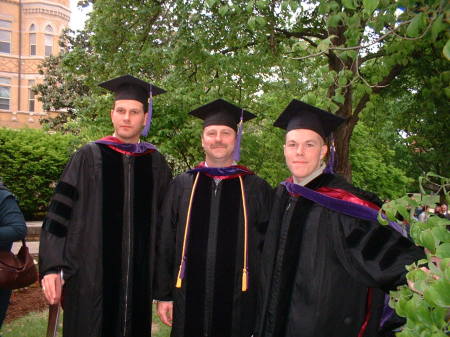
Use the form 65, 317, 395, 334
42, 273, 64, 305
157, 301, 173, 327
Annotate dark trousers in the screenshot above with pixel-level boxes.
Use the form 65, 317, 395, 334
0, 288, 12, 328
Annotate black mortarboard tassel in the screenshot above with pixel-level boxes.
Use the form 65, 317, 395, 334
98, 75, 166, 136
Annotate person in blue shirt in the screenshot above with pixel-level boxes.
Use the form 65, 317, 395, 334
0, 181, 27, 328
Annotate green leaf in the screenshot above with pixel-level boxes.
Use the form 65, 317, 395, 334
206, 0, 217, 8
443, 39, 450, 61
218, 5, 229, 16
424, 279, 450, 307
436, 243, 450, 259
406, 13, 425, 38
430, 306, 447, 328
256, 0, 268, 10
289, 0, 299, 11
255, 16, 267, 27
363, 0, 379, 14
419, 230, 436, 252
334, 93, 345, 104
431, 14, 446, 42
247, 16, 257, 31
432, 226, 450, 244
280, 0, 289, 11
317, 37, 332, 52
342, 0, 356, 10
338, 75, 347, 86
328, 13, 342, 28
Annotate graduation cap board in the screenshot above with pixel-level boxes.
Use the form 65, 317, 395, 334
98, 75, 166, 136
273, 99, 345, 139
189, 98, 256, 161
189, 98, 256, 131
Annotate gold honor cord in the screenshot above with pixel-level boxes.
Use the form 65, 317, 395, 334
176, 172, 201, 288
239, 175, 249, 292
175, 172, 249, 293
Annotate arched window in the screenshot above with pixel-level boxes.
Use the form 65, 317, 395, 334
29, 24, 36, 56
45, 25, 54, 56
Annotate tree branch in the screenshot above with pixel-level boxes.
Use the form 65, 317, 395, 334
353, 64, 403, 117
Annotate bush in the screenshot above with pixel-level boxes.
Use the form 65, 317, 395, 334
0, 128, 81, 219
381, 173, 450, 336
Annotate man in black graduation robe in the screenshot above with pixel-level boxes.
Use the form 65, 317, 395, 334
39, 75, 172, 337
155, 99, 272, 337
256, 100, 425, 337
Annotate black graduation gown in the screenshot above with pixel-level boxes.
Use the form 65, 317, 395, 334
39, 142, 172, 337
155, 172, 273, 337
257, 173, 425, 337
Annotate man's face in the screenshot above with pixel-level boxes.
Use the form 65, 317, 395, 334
284, 129, 328, 182
201, 125, 236, 164
441, 204, 447, 213
110, 100, 146, 143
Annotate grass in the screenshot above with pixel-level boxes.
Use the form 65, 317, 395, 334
0, 311, 56, 337
0, 304, 171, 337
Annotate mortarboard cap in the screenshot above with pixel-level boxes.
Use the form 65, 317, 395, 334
98, 75, 166, 136
98, 74, 165, 108
273, 99, 345, 139
189, 98, 256, 131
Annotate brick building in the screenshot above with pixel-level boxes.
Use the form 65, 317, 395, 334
0, 0, 70, 128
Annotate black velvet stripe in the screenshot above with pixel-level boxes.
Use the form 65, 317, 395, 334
272, 198, 313, 337
100, 146, 124, 337
55, 181, 78, 201
48, 200, 72, 220
211, 179, 241, 337
130, 154, 153, 336
184, 175, 212, 337
42, 218, 67, 237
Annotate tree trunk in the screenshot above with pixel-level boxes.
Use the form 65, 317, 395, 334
334, 115, 357, 182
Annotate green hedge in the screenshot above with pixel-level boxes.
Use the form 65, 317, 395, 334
0, 128, 81, 219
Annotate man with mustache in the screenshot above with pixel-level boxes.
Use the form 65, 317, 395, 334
39, 75, 172, 337
256, 100, 425, 337
155, 99, 272, 337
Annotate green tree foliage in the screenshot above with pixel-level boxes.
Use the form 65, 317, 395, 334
35, 29, 93, 133
350, 122, 414, 200
34, 0, 448, 186
381, 174, 450, 335
0, 128, 81, 219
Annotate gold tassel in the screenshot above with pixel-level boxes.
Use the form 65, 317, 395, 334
242, 269, 248, 292
175, 172, 200, 290
239, 176, 249, 293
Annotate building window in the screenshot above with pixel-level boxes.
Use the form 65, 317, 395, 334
28, 80, 35, 112
0, 20, 12, 54
29, 24, 36, 56
0, 77, 11, 110
45, 25, 54, 56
